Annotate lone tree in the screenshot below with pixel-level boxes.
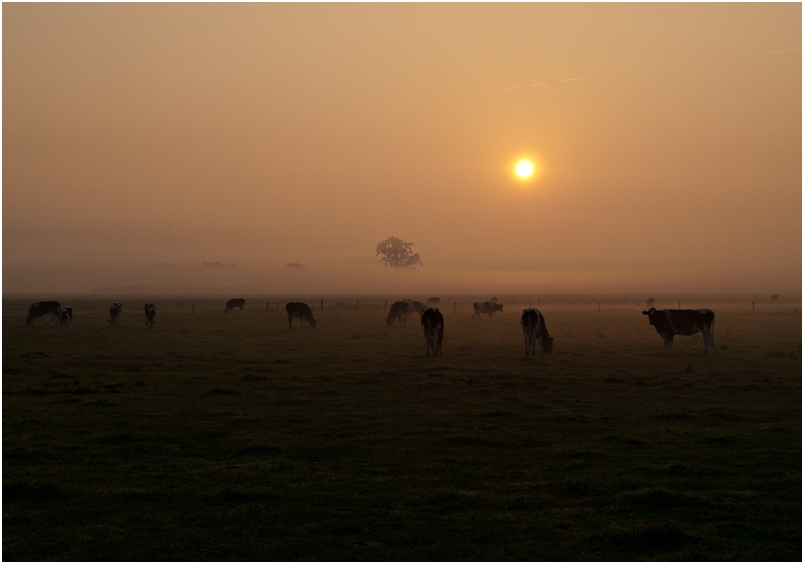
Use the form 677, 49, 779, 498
375, 236, 422, 269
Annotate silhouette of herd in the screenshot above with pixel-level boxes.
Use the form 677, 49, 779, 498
24, 297, 719, 356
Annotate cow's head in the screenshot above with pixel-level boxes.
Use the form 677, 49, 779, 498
642, 308, 657, 324
542, 335, 554, 353
306, 315, 317, 329
493, 303, 504, 313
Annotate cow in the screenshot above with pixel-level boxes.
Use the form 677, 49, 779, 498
403, 299, 425, 315
144, 303, 156, 329
521, 308, 553, 355
472, 301, 504, 321
642, 308, 716, 355
386, 300, 410, 326
426, 297, 440, 306
26, 301, 61, 326
225, 298, 245, 313
286, 302, 317, 329
421, 307, 444, 356
109, 302, 122, 326
56, 307, 73, 334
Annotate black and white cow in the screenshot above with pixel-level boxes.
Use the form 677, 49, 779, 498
56, 307, 73, 333
225, 298, 245, 313
421, 307, 444, 356
472, 301, 504, 321
521, 308, 553, 355
109, 302, 122, 326
642, 308, 716, 355
286, 302, 317, 329
144, 303, 156, 329
26, 301, 61, 326
386, 300, 410, 327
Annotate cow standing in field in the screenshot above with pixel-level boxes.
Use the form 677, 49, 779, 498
225, 298, 245, 312
521, 308, 553, 355
472, 301, 504, 321
56, 307, 73, 333
427, 297, 440, 306
421, 307, 444, 356
403, 299, 425, 315
109, 302, 122, 326
26, 301, 61, 326
642, 308, 716, 355
286, 302, 317, 329
144, 303, 156, 329
386, 301, 410, 326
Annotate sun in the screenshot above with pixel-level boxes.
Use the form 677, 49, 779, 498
514, 160, 535, 179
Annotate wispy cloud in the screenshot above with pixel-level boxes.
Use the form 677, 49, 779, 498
482, 75, 594, 94
747, 47, 800, 57
482, 80, 549, 94
558, 76, 594, 83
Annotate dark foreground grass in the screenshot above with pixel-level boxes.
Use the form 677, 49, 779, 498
3, 297, 801, 560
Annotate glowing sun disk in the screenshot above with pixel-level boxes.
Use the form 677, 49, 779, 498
515, 160, 534, 178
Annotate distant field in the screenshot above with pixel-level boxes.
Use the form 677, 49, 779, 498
3, 296, 801, 560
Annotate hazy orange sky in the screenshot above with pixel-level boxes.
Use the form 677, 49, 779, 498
3, 3, 801, 295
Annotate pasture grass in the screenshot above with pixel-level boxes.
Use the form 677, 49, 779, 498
3, 296, 801, 560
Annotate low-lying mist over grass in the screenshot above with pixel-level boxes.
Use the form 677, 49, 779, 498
3, 295, 800, 560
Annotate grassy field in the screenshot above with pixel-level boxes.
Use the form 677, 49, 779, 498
3, 296, 801, 560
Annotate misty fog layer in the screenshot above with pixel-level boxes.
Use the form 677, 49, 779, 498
3, 4, 801, 295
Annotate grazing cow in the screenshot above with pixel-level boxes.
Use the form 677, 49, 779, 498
109, 302, 122, 326
521, 308, 553, 355
286, 302, 317, 329
56, 307, 73, 333
472, 301, 504, 321
26, 301, 61, 326
225, 298, 245, 312
144, 303, 156, 329
386, 300, 410, 326
403, 299, 425, 315
426, 297, 440, 306
421, 307, 444, 356
642, 308, 716, 355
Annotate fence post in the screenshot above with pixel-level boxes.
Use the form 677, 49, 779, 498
266, 301, 269, 311
678, 301, 681, 309
753, 301, 755, 314
192, 303, 195, 314
384, 300, 387, 313
598, 302, 601, 314
320, 299, 323, 313
453, 301, 457, 314
356, 300, 359, 309
277, 302, 279, 310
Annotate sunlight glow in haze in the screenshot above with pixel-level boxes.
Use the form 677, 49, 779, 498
515, 160, 535, 179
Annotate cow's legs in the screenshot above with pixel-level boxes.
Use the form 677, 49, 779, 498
287, 314, 293, 329
702, 328, 717, 356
